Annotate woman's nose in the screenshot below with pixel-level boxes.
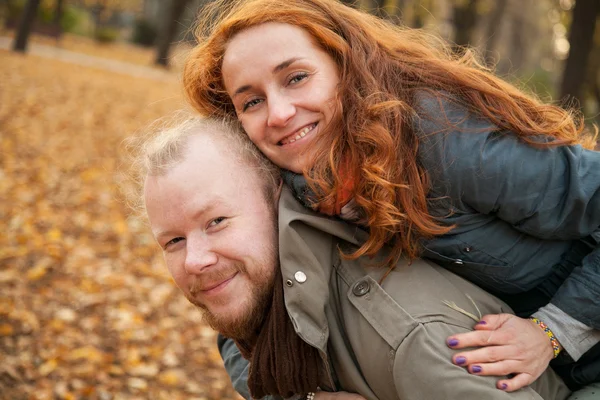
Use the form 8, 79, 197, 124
267, 96, 296, 127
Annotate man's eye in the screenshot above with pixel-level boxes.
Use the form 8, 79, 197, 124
164, 237, 184, 249
208, 217, 226, 227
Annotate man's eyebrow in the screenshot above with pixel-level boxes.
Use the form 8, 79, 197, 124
190, 201, 219, 222
153, 201, 220, 240
232, 57, 303, 98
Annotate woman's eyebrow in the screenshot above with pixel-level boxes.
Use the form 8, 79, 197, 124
232, 57, 304, 98
273, 57, 302, 73
233, 84, 252, 98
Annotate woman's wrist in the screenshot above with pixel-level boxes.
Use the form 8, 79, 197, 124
529, 317, 563, 358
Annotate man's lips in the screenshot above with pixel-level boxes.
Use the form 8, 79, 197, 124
278, 122, 317, 145
198, 273, 238, 293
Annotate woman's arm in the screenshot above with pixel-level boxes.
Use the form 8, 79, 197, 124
415, 92, 600, 389
425, 126, 600, 329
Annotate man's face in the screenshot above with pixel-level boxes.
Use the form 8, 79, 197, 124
144, 134, 279, 339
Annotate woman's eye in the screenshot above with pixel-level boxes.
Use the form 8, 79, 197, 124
164, 237, 184, 249
208, 217, 226, 227
288, 72, 309, 85
242, 98, 262, 111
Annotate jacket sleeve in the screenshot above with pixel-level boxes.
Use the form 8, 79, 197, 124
447, 132, 600, 329
415, 94, 600, 331
392, 322, 570, 400
217, 334, 253, 400
217, 334, 281, 400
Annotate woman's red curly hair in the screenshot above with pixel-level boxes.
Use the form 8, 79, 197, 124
183, 0, 597, 266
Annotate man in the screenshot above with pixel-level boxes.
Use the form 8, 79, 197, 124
139, 116, 570, 399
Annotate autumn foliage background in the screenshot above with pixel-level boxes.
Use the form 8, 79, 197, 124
2, 0, 599, 397
0, 34, 243, 400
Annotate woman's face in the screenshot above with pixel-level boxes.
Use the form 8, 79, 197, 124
222, 22, 340, 173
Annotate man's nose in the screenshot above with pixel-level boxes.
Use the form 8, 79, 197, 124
267, 95, 295, 127
183, 236, 217, 275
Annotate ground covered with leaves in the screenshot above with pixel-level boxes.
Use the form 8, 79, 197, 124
0, 46, 243, 400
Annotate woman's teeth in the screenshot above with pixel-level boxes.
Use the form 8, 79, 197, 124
289, 130, 306, 143
281, 124, 315, 145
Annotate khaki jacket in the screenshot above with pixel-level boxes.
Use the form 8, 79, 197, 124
278, 187, 570, 400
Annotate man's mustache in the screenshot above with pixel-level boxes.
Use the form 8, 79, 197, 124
188, 262, 245, 295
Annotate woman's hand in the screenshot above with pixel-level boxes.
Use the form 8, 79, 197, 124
446, 314, 559, 392
314, 391, 366, 400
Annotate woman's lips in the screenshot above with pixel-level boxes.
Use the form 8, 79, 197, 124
279, 122, 317, 145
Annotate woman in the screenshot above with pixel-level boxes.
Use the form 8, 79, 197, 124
182, 0, 600, 396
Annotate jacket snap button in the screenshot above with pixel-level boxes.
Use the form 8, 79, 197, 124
454, 259, 464, 265
353, 280, 370, 296
464, 247, 472, 253
285, 279, 293, 287
294, 271, 307, 283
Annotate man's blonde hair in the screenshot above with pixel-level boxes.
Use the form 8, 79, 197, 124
125, 113, 280, 216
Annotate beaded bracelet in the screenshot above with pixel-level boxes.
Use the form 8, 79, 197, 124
530, 317, 562, 359
304, 392, 315, 400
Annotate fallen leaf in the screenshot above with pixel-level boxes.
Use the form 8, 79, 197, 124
38, 359, 58, 377
26, 257, 53, 281
0, 323, 15, 337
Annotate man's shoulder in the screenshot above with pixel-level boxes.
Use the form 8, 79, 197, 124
333, 253, 512, 349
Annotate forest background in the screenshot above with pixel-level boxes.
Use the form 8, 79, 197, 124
1, 0, 599, 399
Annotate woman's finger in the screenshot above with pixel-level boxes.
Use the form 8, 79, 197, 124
467, 360, 521, 377
497, 373, 535, 392
452, 345, 516, 366
472, 314, 512, 331
447, 328, 513, 349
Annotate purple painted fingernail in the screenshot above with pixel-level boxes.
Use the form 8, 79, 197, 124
501, 383, 508, 390
477, 320, 487, 325
472, 365, 482, 373
455, 356, 467, 365
448, 339, 459, 347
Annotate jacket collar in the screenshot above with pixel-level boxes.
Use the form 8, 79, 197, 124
277, 187, 368, 352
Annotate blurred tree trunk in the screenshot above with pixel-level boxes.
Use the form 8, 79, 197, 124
53, 0, 64, 38
483, 0, 508, 67
594, 82, 600, 127
452, 0, 479, 48
410, 0, 425, 29
91, 4, 105, 38
53, 0, 64, 25
365, 0, 387, 19
504, 10, 526, 74
584, 27, 600, 126
559, 0, 600, 106
12, 0, 41, 53
340, 0, 357, 7
155, 0, 190, 67
384, 0, 403, 22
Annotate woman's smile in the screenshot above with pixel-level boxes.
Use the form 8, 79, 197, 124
278, 122, 318, 146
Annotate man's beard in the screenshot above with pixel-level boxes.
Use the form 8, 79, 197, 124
185, 258, 277, 343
